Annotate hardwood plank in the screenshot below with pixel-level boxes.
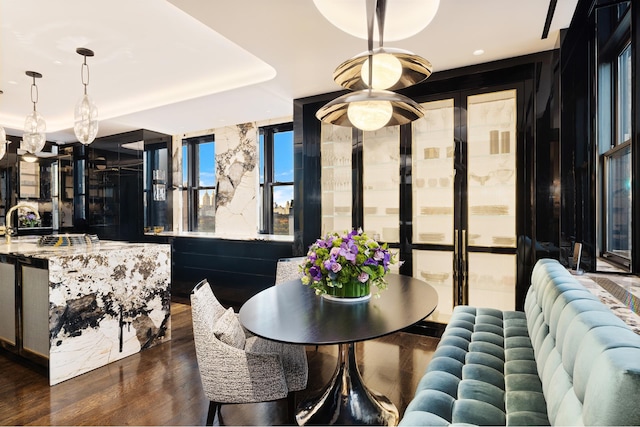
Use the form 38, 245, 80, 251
0, 301, 438, 426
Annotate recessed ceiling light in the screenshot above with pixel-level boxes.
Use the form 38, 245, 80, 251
53, 60, 63, 65
473, 49, 485, 56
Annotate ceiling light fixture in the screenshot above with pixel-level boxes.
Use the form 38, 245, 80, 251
23, 71, 46, 154
313, 0, 440, 42
316, 0, 428, 131
74, 47, 99, 145
332, 0, 432, 92
0, 90, 10, 160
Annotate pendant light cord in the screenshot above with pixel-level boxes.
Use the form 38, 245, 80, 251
376, 0, 387, 48
365, 0, 376, 89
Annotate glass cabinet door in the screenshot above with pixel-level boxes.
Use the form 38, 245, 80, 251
321, 123, 352, 235
412, 98, 456, 323
411, 88, 519, 323
363, 127, 400, 243
466, 90, 517, 311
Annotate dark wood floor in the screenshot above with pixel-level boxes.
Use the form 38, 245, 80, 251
0, 301, 438, 426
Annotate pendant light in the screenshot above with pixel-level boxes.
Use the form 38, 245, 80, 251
316, 0, 426, 131
74, 47, 98, 145
23, 71, 46, 154
332, 0, 433, 91
0, 90, 9, 160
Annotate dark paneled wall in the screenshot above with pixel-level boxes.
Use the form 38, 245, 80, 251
559, 1, 596, 269
171, 237, 293, 309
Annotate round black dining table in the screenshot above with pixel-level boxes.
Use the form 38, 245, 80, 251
239, 273, 438, 426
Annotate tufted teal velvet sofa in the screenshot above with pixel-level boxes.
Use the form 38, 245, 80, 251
400, 258, 640, 426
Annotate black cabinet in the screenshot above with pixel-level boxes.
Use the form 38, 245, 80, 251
171, 236, 293, 309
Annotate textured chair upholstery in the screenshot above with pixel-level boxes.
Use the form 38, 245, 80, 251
400, 258, 640, 426
274, 256, 306, 285
190, 279, 308, 425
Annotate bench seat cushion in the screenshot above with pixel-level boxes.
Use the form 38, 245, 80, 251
400, 306, 549, 426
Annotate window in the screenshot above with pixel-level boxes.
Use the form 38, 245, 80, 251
182, 135, 216, 232
597, 4, 631, 269
259, 123, 294, 235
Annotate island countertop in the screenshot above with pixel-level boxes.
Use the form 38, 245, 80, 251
0, 236, 164, 260
0, 237, 171, 385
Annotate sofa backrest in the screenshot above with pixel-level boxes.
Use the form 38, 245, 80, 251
525, 258, 640, 426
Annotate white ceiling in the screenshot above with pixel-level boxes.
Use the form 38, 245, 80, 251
0, 0, 579, 144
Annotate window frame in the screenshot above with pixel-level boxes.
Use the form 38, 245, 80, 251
182, 134, 216, 232
596, 5, 632, 270
259, 122, 294, 235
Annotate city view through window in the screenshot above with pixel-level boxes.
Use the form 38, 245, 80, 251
189, 127, 294, 235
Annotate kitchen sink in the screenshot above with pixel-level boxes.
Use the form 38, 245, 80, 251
37, 234, 100, 247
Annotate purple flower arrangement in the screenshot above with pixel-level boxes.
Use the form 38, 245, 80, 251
300, 229, 400, 297
18, 211, 40, 227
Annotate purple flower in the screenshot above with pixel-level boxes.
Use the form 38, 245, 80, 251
373, 249, 385, 261
340, 240, 358, 263
364, 257, 378, 266
307, 252, 317, 263
309, 266, 322, 281
357, 271, 369, 283
382, 251, 391, 270
317, 238, 330, 248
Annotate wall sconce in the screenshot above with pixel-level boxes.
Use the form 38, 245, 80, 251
74, 47, 99, 145
0, 90, 9, 160
23, 71, 46, 154
94, 156, 107, 170
22, 152, 38, 163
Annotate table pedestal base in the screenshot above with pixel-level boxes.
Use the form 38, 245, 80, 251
296, 342, 399, 426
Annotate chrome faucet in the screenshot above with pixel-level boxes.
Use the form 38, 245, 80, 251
5, 203, 40, 244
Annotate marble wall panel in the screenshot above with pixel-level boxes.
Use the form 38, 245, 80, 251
214, 123, 258, 235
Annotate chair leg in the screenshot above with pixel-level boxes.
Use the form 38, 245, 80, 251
206, 401, 219, 426
287, 392, 297, 424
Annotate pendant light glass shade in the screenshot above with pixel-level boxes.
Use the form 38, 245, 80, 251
74, 48, 98, 145
74, 93, 99, 144
334, 47, 432, 91
316, 89, 425, 131
23, 111, 46, 153
23, 71, 46, 154
313, 0, 440, 42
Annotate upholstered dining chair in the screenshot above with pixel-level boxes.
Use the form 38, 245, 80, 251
275, 256, 319, 352
190, 279, 308, 425
274, 256, 306, 285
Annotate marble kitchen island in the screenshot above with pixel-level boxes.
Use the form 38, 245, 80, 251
0, 236, 171, 385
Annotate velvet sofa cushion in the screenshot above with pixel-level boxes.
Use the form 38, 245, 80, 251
400, 258, 640, 426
